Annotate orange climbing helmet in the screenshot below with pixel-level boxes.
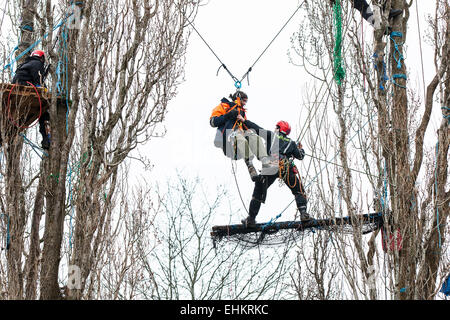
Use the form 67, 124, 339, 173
276, 121, 291, 135
31, 50, 45, 61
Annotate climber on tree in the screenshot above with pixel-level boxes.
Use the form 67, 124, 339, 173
330, 0, 402, 28
210, 91, 272, 182
239, 120, 311, 226
11, 50, 51, 149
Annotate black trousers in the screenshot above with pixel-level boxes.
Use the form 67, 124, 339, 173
248, 165, 307, 218
353, 0, 372, 21
38, 111, 50, 138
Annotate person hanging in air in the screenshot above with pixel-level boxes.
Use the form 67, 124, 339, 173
330, 0, 402, 29
11, 50, 51, 149
210, 91, 272, 182
239, 120, 311, 226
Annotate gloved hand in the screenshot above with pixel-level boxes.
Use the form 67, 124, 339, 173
225, 109, 239, 121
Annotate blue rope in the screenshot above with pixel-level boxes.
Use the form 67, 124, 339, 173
20, 24, 33, 32
442, 106, 450, 123
389, 32, 407, 89
5, 45, 19, 75
392, 73, 407, 89
3, 13, 72, 71
373, 53, 389, 91
19, 133, 48, 159
390, 31, 405, 69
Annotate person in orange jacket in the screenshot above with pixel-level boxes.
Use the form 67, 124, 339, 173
210, 91, 271, 182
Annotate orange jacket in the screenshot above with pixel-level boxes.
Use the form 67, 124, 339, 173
209, 98, 247, 132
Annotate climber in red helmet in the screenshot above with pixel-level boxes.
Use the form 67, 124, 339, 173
238, 119, 311, 226
11, 50, 51, 149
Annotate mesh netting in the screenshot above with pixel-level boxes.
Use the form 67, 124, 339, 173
212, 213, 383, 248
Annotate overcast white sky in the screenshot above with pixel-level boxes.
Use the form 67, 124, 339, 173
144, 0, 438, 226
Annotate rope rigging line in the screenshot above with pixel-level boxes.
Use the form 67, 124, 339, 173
238, 1, 305, 85
3, 5, 78, 72
178, 1, 304, 89
19, 132, 48, 159
175, 5, 240, 87
230, 159, 249, 216
305, 153, 378, 177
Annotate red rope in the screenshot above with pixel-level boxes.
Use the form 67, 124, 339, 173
7, 81, 43, 129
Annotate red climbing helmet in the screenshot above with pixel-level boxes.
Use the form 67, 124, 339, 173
31, 50, 45, 61
276, 121, 291, 135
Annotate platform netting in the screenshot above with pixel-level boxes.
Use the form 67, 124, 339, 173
211, 213, 384, 248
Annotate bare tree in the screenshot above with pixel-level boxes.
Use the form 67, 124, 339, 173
147, 174, 295, 300
0, 0, 200, 299
290, 0, 449, 300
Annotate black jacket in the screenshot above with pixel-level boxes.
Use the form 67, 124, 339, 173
243, 120, 305, 160
12, 56, 46, 86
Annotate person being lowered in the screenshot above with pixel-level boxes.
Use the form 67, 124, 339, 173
210, 90, 272, 182
239, 120, 310, 226
11, 50, 51, 149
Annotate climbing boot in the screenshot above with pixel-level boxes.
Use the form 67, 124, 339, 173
299, 206, 311, 221
241, 216, 256, 227
300, 212, 311, 221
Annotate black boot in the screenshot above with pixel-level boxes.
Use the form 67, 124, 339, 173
242, 199, 261, 226
295, 194, 311, 220
300, 209, 311, 221
241, 215, 256, 227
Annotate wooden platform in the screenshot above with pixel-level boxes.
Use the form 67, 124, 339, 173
0, 82, 65, 130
